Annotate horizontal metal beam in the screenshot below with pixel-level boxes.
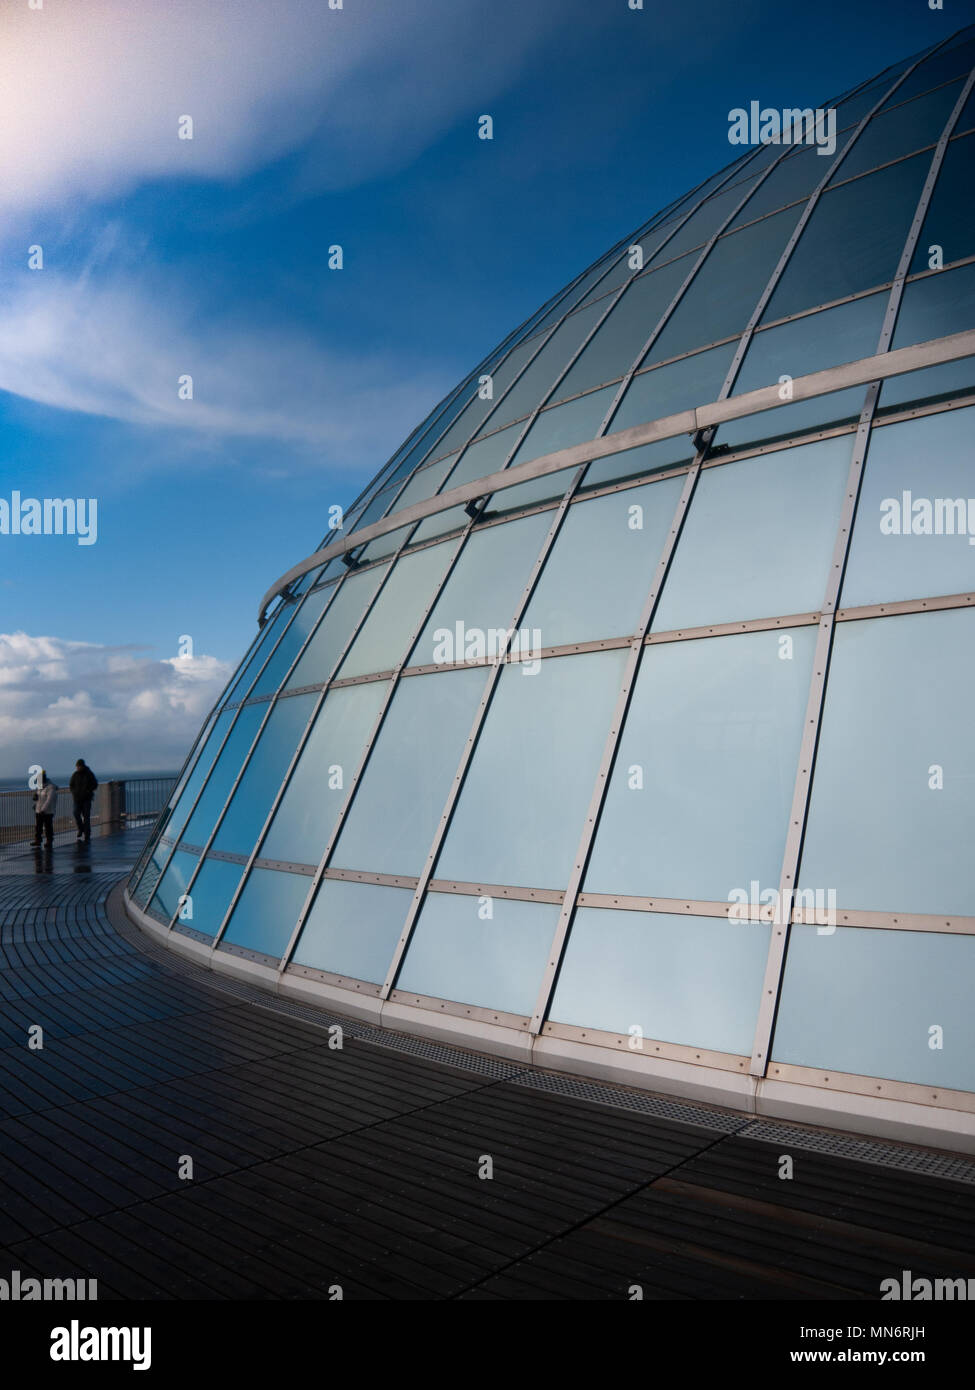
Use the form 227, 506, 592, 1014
258, 328, 975, 622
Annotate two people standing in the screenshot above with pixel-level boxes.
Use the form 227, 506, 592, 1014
31, 759, 98, 849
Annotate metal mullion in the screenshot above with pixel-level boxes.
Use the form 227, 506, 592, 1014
716, 39, 954, 405
527, 445, 708, 1033
196, 541, 418, 950
275, 504, 497, 975
377, 465, 592, 1002
143, 586, 337, 926
749, 57, 975, 1080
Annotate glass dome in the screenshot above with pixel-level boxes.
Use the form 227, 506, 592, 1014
127, 27, 975, 1148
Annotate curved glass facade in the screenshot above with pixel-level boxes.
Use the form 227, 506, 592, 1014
129, 29, 975, 1134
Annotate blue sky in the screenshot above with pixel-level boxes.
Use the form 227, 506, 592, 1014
0, 0, 971, 778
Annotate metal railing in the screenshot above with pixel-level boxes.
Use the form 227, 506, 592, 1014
0, 777, 176, 848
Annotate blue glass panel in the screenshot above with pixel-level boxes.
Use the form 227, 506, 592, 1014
585, 626, 816, 901
293, 879, 412, 982
579, 438, 694, 491
798, 610, 975, 915
763, 154, 930, 321
552, 907, 770, 1055
557, 255, 695, 399
397, 893, 558, 1016
212, 693, 317, 854
248, 589, 331, 698
646, 207, 803, 365
486, 300, 605, 430
436, 649, 628, 890
225, 602, 290, 701
772, 925, 975, 1090
842, 406, 975, 606
522, 474, 684, 645
880, 35, 975, 107
611, 342, 738, 433
893, 261, 975, 349
717, 386, 865, 451
262, 681, 389, 866
878, 354, 975, 414
285, 564, 387, 688
338, 541, 456, 679
171, 857, 244, 939
180, 704, 264, 848
652, 435, 852, 630
164, 709, 234, 843
332, 666, 489, 875
220, 866, 310, 960
149, 849, 200, 922
733, 293, 886, 396
836, 82, 962, 182
727, 145, 831, 230
507, 386, 617, 467
909, 132, 975, 271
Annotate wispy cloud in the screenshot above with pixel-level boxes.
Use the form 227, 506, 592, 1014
0, 0, 555, 215
0, 631, 233, 779
0, 268, 450, 456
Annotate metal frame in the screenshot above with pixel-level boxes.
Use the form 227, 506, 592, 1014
748, 59, 975, 1078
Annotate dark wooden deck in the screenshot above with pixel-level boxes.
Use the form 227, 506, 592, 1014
1, 826, 974, 1301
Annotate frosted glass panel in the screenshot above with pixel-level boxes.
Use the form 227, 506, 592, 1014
652, 435, 852, 631
437, 650, 628, 890
552, 907, 770, 1055
522, 475, 684, 644
586, 627, 816, 901
397, 893, 558, 1016
332, 666, 488, 875
262, 682, 388, 866
799, 610, 975, 915
411, 511, 550, 667
773, 925, 975, 1090
294, 878, 412, 982
842, 406, 975, 606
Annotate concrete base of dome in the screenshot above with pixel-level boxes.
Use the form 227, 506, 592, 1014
124, 888, 975, 1156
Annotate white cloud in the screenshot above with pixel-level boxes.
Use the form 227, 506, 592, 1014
0, 631, 232, 780
0, 267, 450, 452
0, 0, 554, 215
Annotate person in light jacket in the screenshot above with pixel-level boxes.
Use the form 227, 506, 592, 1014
31, 772, 58, 849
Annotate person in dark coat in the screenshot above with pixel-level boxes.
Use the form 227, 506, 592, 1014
69, 759, 98, 842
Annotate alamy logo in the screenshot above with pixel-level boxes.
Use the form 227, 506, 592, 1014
0, 1269, 97, 1300
728, 102, 837, 155
728, 881, 836, 931
881, 1270, 975, 1300
432, 622, 542, 675
50, 1320, 150, 1371
0, 491, 98, 545
880, 491, 975, 542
